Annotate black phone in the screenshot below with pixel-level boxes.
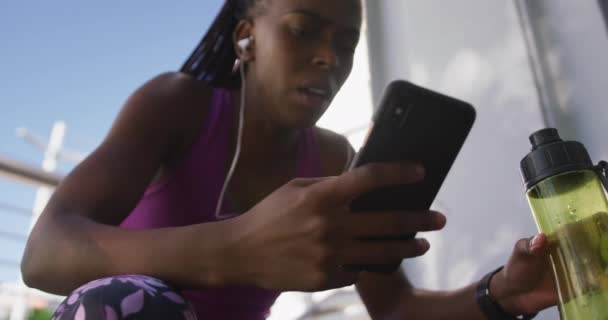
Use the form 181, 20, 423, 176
348, 80, 476, 273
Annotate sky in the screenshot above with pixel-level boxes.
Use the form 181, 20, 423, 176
0, 0, 224, 283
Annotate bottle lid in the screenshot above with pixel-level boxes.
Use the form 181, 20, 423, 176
520, 128, 594, 189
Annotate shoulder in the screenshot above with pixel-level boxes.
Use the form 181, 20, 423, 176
128, 71, 214, 113
115, 71, 218, 165
314, 126, 355, 176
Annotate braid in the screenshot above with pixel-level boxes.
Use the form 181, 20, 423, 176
180, 0, 259, 88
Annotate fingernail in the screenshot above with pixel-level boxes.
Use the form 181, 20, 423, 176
530, 235, 542, 250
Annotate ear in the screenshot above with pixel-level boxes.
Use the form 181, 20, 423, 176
233, 20, 255, 62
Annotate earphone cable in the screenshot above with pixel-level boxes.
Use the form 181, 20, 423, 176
214, 58, 246, 219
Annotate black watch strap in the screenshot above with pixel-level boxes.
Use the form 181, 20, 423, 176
475, 266, 538, 320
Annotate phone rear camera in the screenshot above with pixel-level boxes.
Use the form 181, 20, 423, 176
394, 105, 412, 128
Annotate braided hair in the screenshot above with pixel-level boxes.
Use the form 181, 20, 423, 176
180, 0, 262, 88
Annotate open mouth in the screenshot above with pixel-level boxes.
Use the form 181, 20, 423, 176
297, 87, 330, 100
295, 87, 330, 109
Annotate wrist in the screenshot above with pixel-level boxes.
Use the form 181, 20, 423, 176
212, 215, 259, 287
475, 266, 537, 320
188, 219, 248, 288
488, 267, 520, 315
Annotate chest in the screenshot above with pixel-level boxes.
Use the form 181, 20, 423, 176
225, 157, 298, 213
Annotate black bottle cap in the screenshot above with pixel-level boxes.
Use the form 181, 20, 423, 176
520, 128, 594, 189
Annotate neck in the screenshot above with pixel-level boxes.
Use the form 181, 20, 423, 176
229, 86, 301, 169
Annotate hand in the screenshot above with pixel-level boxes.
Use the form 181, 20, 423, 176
225, 162, 446, 292
490, 234, 558, 315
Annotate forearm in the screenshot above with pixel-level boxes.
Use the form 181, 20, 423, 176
357, 272, 487, 320
21, 213, 235, 295
392, 285, 487, 320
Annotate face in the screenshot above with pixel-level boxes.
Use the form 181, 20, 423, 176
246, 0, 362, 128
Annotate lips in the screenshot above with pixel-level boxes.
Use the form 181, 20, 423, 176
295, 87, 329, 109
295, 79, 335, 108
297, 87, 330, 100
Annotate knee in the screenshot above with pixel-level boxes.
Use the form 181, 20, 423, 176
54, 275, 196, 320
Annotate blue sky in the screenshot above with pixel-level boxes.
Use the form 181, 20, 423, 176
0, 1, 222, 282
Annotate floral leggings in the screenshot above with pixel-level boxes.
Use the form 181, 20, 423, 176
52, 275, 197, 320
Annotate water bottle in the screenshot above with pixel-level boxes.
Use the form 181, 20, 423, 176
520, 128, 608, 319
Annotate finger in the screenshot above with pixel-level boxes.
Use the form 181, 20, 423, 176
528, 234, 547, 255
514, 237, 533, 257
340, 238, 430, 265
289, 177, 329, 188
514, 234, 547, 257
346, 211, 446, 239
317, 162, 425, 203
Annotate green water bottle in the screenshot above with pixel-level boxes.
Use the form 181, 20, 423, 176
520, 128, 608, 320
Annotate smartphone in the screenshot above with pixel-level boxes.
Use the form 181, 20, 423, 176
348, 80, 476, 273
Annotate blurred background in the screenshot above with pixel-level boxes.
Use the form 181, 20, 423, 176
1, 0, 607, 319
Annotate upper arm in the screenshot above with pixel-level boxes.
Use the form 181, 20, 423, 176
44, 72, 213, 225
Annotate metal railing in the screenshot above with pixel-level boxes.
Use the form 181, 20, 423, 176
0, 154, 63, 319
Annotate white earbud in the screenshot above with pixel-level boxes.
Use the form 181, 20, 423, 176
232, 36, 254, 74
237, 36, 254, 51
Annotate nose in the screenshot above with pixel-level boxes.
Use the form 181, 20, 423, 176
312, 42, 339, 69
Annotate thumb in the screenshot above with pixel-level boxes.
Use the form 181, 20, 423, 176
505, 234, 551, 290
529, 234, 548, 255
515, 234, 547, 257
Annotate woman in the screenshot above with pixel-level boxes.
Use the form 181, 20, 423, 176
21, 0, 557, 319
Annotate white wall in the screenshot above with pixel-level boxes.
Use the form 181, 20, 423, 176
519, 0, 608, 164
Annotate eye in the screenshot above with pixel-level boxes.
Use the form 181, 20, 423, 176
290, 25, 319, 38
287, 16, 321, 39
